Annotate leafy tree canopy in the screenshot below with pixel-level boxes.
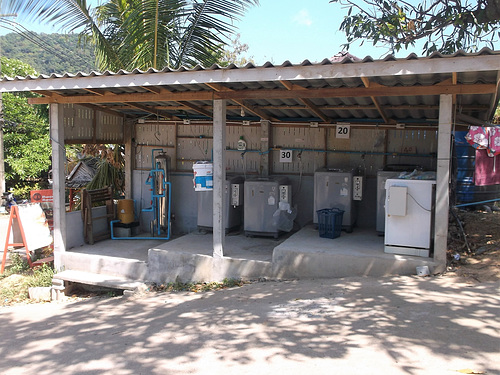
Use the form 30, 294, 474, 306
331, 0, 500, 55
203, 34, 254, 67
1, 57, 51, 196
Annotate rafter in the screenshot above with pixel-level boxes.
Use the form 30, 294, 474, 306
106, 103, 488, 113
279, 81, 305, 91
140, 85, 162, 94
28, 83, 496, 105
83, 88, 107, 96
33, 90, 56, 97
79, 103, 128, 118
177, 101, 212, 118
126, 102, 176, 120
361, 77, 390, 123
205, 83, 274, 121
280, 80, 330, 123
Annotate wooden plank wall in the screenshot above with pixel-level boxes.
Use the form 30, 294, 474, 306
133, 121, 438, 176
63, 104, 124, 143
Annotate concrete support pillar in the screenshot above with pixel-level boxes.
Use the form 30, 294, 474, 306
213, 99, 227, 258
124, 119, 133, 199
434, 94, 453, 271
50, 103, 66, 271
260, 120, 270, 176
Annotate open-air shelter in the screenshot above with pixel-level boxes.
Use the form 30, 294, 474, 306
1, 49, 499, 286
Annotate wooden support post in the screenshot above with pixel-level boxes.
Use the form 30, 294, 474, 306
69, 189, 75, 212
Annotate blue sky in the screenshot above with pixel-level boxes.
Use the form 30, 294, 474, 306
0, 0, 421, 64
233, 0, 403, 64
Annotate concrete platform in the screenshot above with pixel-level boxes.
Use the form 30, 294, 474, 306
273, 226, 438, 279
59, 226, 438, 288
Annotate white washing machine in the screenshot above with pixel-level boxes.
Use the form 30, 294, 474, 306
376, 171, 401, 233
376, 165, 424, 234
384, 178, 436, 257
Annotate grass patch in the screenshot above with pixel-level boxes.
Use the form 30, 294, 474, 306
0, 254, 54, 306
153, 278, 246, 293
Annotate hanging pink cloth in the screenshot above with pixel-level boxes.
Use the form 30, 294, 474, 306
465, 126, 489, 149
487, 127, 500, 157
474, 149, 500, 186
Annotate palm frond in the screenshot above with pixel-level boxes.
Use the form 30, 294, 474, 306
5, 0, 259, 71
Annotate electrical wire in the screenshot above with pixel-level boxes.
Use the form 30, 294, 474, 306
407, 192, 432, 212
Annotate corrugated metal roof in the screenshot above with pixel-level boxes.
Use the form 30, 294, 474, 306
0, 48, 498, 125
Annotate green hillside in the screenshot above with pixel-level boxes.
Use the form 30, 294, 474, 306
0, 32, 98, 75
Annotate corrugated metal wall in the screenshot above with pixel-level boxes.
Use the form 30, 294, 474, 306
453, 131, 500, 205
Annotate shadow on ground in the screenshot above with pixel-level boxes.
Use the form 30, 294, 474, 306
0, 276, 499, 375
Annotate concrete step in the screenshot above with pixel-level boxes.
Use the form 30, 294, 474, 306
53, 270, 147, 291
61, 252, 148, 281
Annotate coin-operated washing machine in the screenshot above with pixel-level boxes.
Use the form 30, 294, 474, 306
313, 168, 356, 232
384, 177, 436, 257
197, 176, 244, 232
244, 177, 292, 238
376, 164, 423, 234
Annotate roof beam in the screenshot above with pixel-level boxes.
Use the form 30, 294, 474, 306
280, 80, 330, 123
177, 101, 212, 118
361, 77, 390, 123
300, 98, 331, 123
140, 85, 162, 94
83, 88, 107, 96
218, 84, 496, 100
79, 103, 129, 118
107, 103, 487, 112
33, 90, 56, 97
28, 83, 497, 105
126, 102, 176, 120
205, 83, 274, 121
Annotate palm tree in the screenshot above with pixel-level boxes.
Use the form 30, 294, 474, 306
2, 0, 258, 71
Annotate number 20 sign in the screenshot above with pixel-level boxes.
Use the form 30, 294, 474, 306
336, 124, 350, 139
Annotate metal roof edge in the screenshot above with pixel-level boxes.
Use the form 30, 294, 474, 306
0, 49, 498, 88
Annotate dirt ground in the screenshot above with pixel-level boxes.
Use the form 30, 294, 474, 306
446, 207, 500, 283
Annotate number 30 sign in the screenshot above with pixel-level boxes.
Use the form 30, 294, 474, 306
336, 124, 350, 139
280, 149, 293, 163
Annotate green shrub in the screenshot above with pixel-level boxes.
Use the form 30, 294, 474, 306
0, 257, 54, 305
6, 253, 30, 275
